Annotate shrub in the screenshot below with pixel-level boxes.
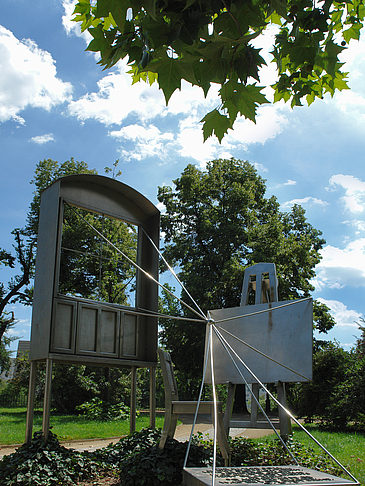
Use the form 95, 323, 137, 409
87, 428, 163, 466
0, 431, 103, 486
118, 434, 210, 486
75, 397, 131, 421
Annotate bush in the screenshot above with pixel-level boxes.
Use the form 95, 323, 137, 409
75, 397, 131, 421
117, 433, 211, 486
87, 428, 164, 466
0, 431, 103, 486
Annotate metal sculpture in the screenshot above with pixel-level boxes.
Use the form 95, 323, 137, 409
26, 174, 160, 441
25, 176, 359, 485
206, 263, 312, 437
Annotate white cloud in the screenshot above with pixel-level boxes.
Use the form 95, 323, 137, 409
343, 219, 365, 234
283, 179, 297, 186
68, 64, 167, 124
67, 57, 289, 154
0, 25, 72, 123
30, 133, 55, 144
110, 124, 174, 161
225, 105, 289, 147
314, 238, 365, 289
281, 196, 329, 210
338, 35, 365, 94
252, 162, 268, 174
329, 174, 365, 214
176, 117, 233, 167
317, 298, 363, 328
166, 80, 219, 117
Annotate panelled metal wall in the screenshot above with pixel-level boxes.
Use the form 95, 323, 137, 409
26, 174, 160, 441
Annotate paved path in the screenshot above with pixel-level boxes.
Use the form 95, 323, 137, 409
0, 420, 275, 458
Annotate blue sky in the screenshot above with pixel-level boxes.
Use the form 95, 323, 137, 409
0, 0, 364, 354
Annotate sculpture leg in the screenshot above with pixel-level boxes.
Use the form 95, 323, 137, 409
42, 358, 53, 441
130, 366, 137, 434
149, 365, 156, 429
224, 382, 236, 436
278, 381, 292, 440
25, 361, 37, 443
250, 384, 259, 427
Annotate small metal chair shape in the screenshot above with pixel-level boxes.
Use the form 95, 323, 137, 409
158, 348, 230, 465
223, 262, 292, 438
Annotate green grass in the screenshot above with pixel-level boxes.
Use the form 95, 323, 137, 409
251, 424, 362, 486
289, 424, 365, 485
0, 407, 164, 445
254, 424, 364, 485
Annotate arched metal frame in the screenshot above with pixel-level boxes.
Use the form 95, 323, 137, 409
26, 175, 160, 441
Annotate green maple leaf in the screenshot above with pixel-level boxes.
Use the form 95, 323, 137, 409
201, 109, 232, 142
150, 58, 183, 103
87, 25, 112, 60
317, 40, 344, 77
221, 83, 269, 123
343, 22, 362, 43
95, 0, 128, 30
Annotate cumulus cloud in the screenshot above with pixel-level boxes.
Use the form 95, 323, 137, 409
0, 25, 72, 123
329, 174, 365, 214
175, 117, 232, 166
317, 298, 363, 328
226, 104, 289, 147
30, 133, 55, 144
283, 179, 297, 186
314, 238, 365, 289
68, 64, 168, 124
281, 196, 329, 210
66, 54, 289, 159
343, 219, 365, 234
110, 124, 174, 161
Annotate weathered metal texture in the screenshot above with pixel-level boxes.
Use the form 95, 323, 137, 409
205, 299, 313, 384
30, 174, 159, 366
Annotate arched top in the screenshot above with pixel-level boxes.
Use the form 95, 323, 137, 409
45, 174, 159, 227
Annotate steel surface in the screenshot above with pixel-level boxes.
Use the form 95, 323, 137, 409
205, 299, 313, 384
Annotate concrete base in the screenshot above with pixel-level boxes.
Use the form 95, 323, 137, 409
183, 466, 358, 486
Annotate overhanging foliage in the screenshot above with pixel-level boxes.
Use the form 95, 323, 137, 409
72, 0, 364, 140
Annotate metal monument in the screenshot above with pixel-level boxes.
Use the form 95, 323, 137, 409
26, 175, 359, 485
206, 263, 312, 437
26, 174, 160, 441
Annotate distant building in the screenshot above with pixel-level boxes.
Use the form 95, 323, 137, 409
16, 340, 30, 358
0, 340, 30, 382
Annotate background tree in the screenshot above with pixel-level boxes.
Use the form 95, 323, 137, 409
288, 326, 365, 429
157, 158, 333, 398
72, 0, 362, 140
0, 233, 35, 373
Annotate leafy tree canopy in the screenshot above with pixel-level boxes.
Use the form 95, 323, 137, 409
72, 0, 363, 140
158, 158, 332, 381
